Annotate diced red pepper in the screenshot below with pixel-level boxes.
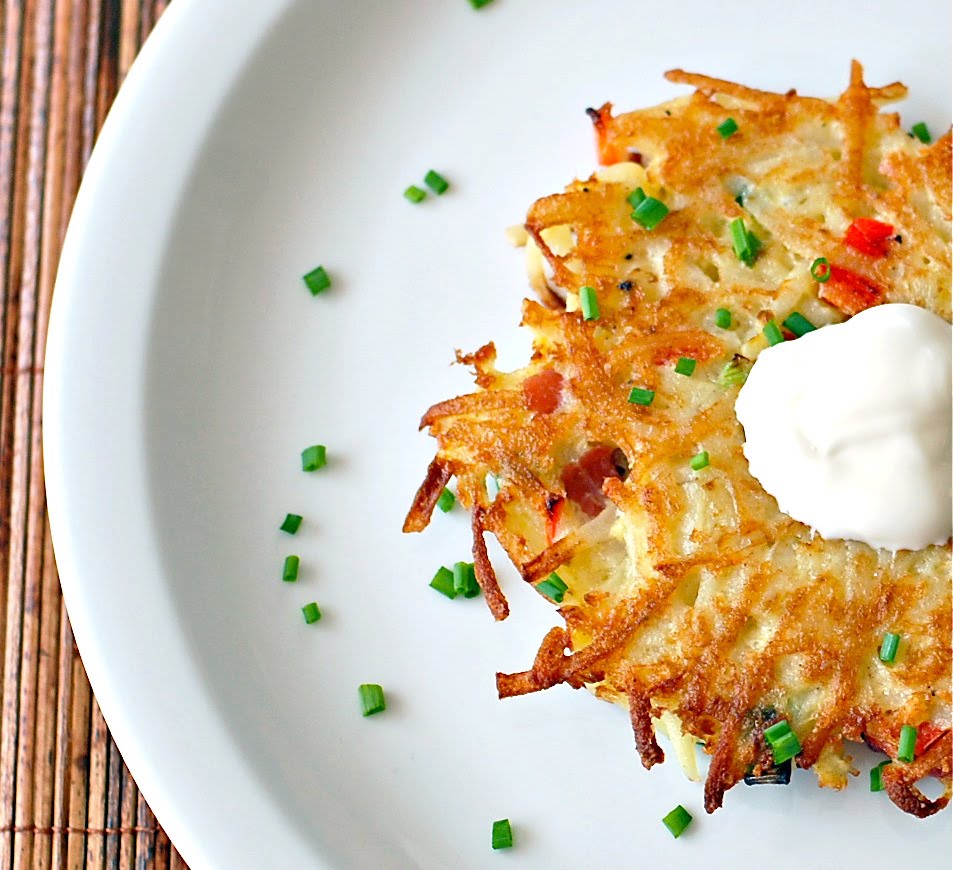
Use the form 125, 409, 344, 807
522, 369, 564, 415
915, 723, 949, 757
586, 103, 630, 166
844, 217, 895, 257
561, 444, 628, 518
818, 265, 883, 315
545, 496, 564, 545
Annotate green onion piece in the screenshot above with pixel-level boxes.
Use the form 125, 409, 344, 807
911, 121, 931, 144
404, 185, 426, 204
763, 720, 802, 764
302, 602, 322, 624
358, 684, 386, 717
491, 819, 513, 850
674, 357, 697, 377
763, 320, 784, 346
536, 571, 568, 603
729, 217, 761, 266
717, 118, 739, 139
715, 307, 732, 329
879, 632, 900, 664
430, 566, 457, 599
628, 387, 655, 406
282, 555, 300, 583
436, 487, 456, 513
661, 805, 692, 839
690, 450, 709, 471
469, 0, 495, 7
424, 170, 449, 194
579, 286, 600, 321
718, 357, 749, 387
810, 257, 831, 283
453, 561, 480, 598
280, 513, 303, 535
734, 193, 745, 207
631, 196, 670, 230
301, 444, 327, 472
782, 312, 816, 337
627, 187, 646, 209
897, 725, 917, 762
303, 265, 331, 296
870, 760, 891, 792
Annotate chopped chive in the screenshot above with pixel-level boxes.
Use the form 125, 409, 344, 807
453, 561, 480, 598
404, 185, 427, 203
897, 725, 917, 762
536, 571, 568, 603
810, 256, 831, 283
763, 320, 784, 346
430, 566, 457, 599
714, 307, 732, 329
717, 117, 739, 139
280, 513, 303, 535
491, 819, 513, 850
729, 217, 761, 266
870, 760, 891, 792
424, 170, 449, 194
282, 555, 300, 583
911, 121, 931, 144
631, 196, 670, 230
690, 450, 709, 471
661, 805, 692, 839
468, 0, 495, 7
358, 684, 386, 716
627, 187, 646, 209
301, 444, 327, 472
579, 285, 600, 321
674, 357, 697, 377
719, 357, 749, 387
763, 720, 802, 764
436, 487, 456, 513
302, 265, 331, 296
628, 387, 655, 406
782, 312, 816, 337
301, 602, 322, 624
734, 193, 745, 207
879, 632, 900, 664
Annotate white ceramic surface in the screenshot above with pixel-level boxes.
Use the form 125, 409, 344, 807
43, 1, 952, 867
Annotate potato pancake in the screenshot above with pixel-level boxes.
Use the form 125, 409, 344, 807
404, 63, 952, 817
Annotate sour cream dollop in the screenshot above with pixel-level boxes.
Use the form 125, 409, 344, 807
735, 303, 952, 552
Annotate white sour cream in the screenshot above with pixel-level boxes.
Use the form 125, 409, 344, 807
735, 303, 952, 552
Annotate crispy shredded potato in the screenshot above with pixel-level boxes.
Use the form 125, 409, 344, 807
404, 63, 952, 817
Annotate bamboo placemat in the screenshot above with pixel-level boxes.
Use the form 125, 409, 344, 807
0, 1, 189, 867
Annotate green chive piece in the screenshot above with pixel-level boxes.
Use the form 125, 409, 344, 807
810, 257, 831, 283
579, 285, 600, 321
430, 566, 457, 600
763, 720, 802, 764
782, 312, 816, 337
870, 760, 891, 792
436, 487, 456, 513
280, 513, 303, 535
674, 357, 697, 377
690, 450, 709, 471
719, 357, 749, 387
536, 571, 568, 603
282, 555, 300, 583
424, 170, 449, 194
358, 684, 386, 717
879, 632, 900, 664
469, 0, 495, 8
714, 307, 732, 329
404, 185, 426, 203
897, 725, 917, 763
631, 196, 670, 230
717, 118, 739, 139
453, 561, 480, 598
911, 121, 931, 144
628, 387, 655, 406
734, 193, 745, 207
627, 187, 646, 209
661, 805, 692, 839
302, 602, 322, 624
301, 444, 327, 472
730, 217, 760, 266
763, 320, 784, 346
303, 265, 331, 296
491, 819, 513, 850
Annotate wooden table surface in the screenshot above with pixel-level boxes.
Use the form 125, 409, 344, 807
0, 2, 189, 867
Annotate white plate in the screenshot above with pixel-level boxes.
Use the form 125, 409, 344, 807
44, 1, 952, 867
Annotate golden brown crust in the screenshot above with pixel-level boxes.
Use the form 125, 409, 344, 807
882, 732, 952, 817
